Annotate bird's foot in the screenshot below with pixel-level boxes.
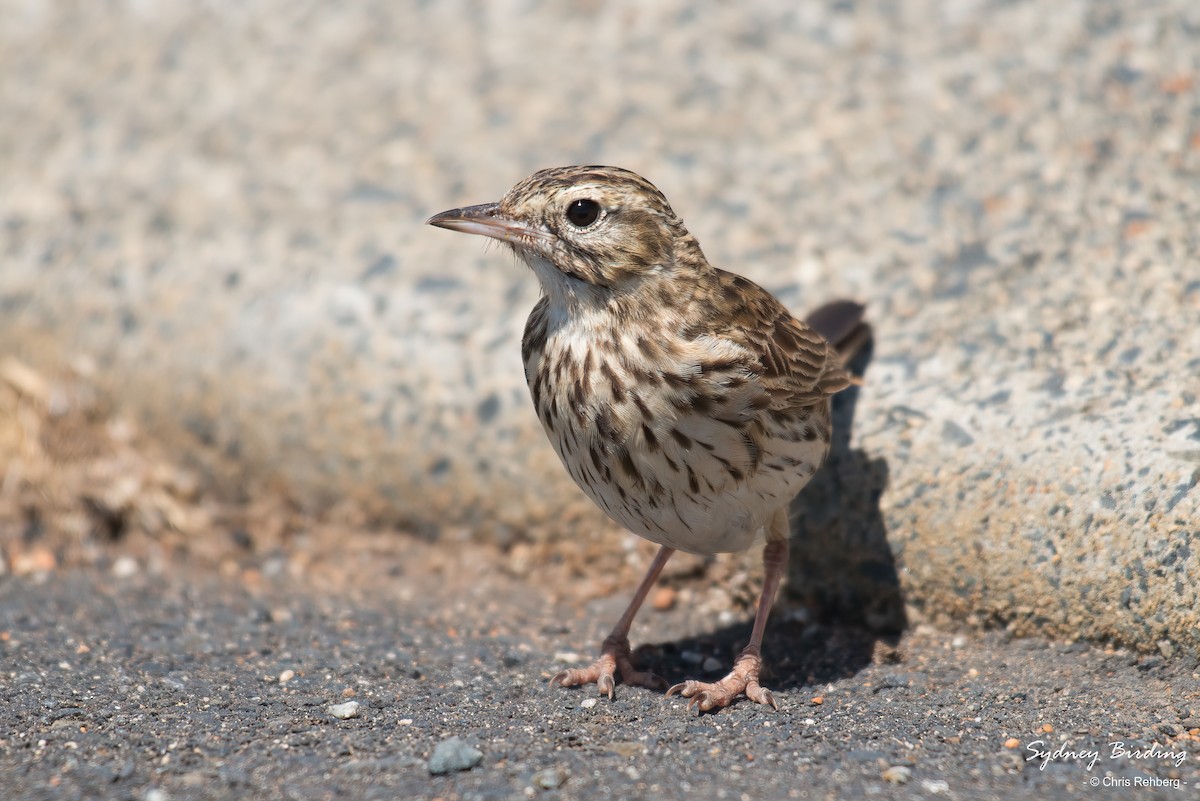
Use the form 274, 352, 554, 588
665, 649, 777, 713
549, 634, 667, 699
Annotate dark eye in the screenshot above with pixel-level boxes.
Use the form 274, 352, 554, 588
566, 198, 601, 227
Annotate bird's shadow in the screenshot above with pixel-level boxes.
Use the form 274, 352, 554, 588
638, 333, 905, 696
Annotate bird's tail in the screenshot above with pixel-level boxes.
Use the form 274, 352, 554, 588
805, 299, 871, 366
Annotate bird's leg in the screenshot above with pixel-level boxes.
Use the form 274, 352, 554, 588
550, 545, 675, 698
667, 507, 789, 712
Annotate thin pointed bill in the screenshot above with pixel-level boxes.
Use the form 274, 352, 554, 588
426, 203, 552, 246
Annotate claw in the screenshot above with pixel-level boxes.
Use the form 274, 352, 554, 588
547, 636, 662, 700
748, 685, 779, 711
664, 651, 777, 713
549, 668, 580, 687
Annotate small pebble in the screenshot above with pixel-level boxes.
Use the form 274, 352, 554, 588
581, 698, 598, 709
882, 766, 911, 784
702, 657, 724, 673
11, 547, 56, 576
1003, 738, 1020, 749
921, 779, 950, 795
651, 587, 676, 611
278, 669, 295, 684
328, 701, 360, 720
532, 767, 568, 789
784, 607, 812, 624
428, 737, 483, 775
111, 556, 139, 579
951, 635, 967, 649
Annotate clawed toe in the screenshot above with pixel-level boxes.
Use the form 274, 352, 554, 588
666, 680, 768, 713
664, 651, 778, 713
746, 683, 779, 711
548, 637, 665, 699
663, 681, 707, 711
666, 681, 735, 713
549, 665, 617, 699
664, 680, 694, 700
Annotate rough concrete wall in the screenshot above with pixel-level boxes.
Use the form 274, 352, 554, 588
0, 0, 1196, 649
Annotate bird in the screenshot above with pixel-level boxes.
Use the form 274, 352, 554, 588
427, 166, 866, 712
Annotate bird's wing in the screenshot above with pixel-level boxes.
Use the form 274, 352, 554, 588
705, 270, 856, 410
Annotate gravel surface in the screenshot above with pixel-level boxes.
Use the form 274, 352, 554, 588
2, 547, 1198, 801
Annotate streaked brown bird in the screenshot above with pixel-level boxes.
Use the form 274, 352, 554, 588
428, 166, 865, 712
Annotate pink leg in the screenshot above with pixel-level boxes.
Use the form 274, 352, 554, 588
550, 545, 675, 698
667, 508, 790, 712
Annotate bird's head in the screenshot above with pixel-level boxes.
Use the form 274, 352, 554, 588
428, 166, 707, 302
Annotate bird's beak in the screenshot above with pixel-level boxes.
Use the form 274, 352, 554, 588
426, 203, 550, 245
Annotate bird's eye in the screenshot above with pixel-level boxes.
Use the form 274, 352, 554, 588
566, 198, 601, 227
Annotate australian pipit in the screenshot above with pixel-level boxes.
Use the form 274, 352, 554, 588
428, 166, 865, 712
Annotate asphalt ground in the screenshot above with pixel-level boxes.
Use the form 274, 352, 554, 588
2, 538, 1197, 801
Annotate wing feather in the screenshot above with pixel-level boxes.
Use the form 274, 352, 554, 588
701, 270, 854, 411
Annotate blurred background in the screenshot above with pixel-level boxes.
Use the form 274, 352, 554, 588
0, 0, 1197, 648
